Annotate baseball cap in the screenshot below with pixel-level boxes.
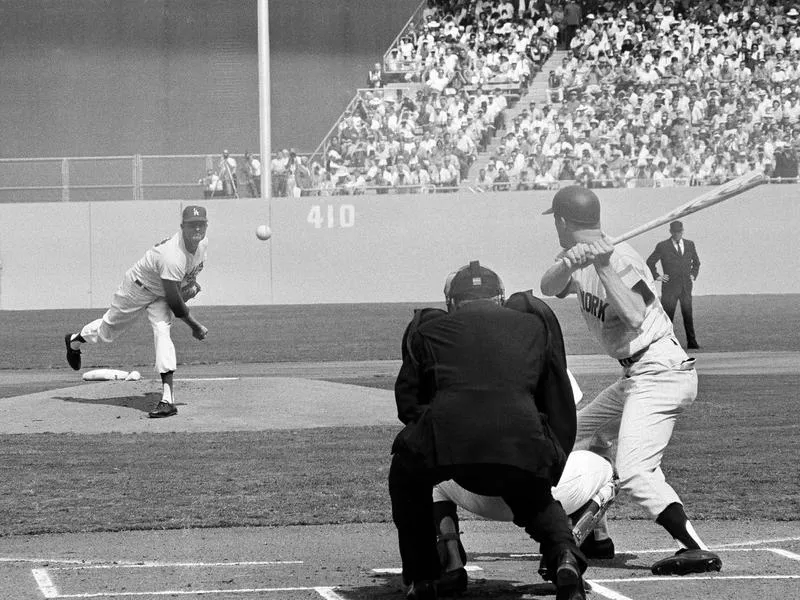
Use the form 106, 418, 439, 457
670, 220, 683, 232
444, 261, 505, 305
542, 186, 601, 226
182, 205, 208, 223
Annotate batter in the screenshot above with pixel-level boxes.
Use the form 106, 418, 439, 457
64, 205, 210, 418
539, 186, 722, 576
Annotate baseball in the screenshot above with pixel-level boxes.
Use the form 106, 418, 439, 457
256, 225, 272, 241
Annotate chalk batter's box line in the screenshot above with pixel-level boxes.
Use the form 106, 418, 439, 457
47, 560, 304, 571
32, 577, 347, 599
505, 535, 800, 558
31, 561, 319, 600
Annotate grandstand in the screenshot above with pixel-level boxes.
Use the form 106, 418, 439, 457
2, 0, 799, 201
289, 0, 800, 195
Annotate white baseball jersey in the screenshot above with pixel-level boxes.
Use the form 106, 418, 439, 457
565, 242, 673, 359
129, 232, 208, 296
563, 242, 698, 520
80, 230, 208, 374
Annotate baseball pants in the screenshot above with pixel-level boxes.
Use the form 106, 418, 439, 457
80, 275, 177, 374
432, 450, 614, 521
575, 337, 698, 519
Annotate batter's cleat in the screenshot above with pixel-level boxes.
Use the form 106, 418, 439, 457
148, 402, 178, 418
580, 533, 615, 559
651, 548, 722, 576
436, 567, 467, 597
406, 580, 437, 600
65, 334, 81, 370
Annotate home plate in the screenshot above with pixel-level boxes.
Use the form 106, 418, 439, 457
372, 566, 483, 575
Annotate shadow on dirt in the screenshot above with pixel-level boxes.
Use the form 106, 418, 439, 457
342, 552, 652, 598
344, 572, 563, 599
585, 552, 654, 574
53, 392, 176, 413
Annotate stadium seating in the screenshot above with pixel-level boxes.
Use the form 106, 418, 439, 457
274, 0, 799, 195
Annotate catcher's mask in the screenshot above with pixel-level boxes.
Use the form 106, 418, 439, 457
444, 260, 505, 311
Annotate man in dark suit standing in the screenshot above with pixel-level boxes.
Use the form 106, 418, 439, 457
646, 221, 701, 349
389, 261, 586, 600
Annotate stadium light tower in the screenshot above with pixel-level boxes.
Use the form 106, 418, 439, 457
257, 0, 272, 200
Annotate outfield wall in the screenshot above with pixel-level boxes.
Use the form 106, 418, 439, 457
0, 185, 797, 309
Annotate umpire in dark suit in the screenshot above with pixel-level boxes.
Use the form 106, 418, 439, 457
646, 221, 701, 349
389, 261, 587, 600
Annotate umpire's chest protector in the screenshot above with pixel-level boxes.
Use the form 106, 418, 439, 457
410, 303, 564, 478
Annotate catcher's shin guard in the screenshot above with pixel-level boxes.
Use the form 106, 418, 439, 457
433, 501, 467, 569
538, 476, 619, 583
572, 476, 619, 546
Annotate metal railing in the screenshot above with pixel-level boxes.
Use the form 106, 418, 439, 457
307, 87, 420, 167
0, 154, 260, 203
0, 155, 795, 202
381, 0, 427, 77
270, 175, 800, 197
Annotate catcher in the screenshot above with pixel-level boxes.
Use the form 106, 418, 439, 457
64, 205, 209, 418
389, 262, 587, 600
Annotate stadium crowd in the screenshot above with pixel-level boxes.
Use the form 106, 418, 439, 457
268, 0, 559, 196
263, 0, 800, 196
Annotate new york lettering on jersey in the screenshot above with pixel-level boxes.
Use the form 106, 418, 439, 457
579, 289, 608, 321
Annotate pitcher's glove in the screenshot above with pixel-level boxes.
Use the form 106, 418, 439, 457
181, 281, 201, 301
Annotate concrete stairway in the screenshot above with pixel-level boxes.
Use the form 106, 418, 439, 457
467, 50, 569, 180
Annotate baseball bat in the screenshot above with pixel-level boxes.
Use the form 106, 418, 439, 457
608, 169, 767, 245
559, 170, 767, 269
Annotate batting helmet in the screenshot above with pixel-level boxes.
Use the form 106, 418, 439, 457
542, 186, 601, 226
444, 260, 505, 310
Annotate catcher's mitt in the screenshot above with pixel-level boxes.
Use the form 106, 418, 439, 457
651, 549, 722, 576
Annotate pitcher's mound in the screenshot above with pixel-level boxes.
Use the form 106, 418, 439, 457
0, 377, 397, 434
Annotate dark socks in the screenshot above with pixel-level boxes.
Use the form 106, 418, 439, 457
656, 502, 702, 550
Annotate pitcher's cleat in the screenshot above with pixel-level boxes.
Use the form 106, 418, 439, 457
148, 402, 178, 418
65, 334, 81, 370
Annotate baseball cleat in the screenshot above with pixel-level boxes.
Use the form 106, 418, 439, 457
555, 550, 581, 587
64, 333, 81, 370
651, 548, 722, 576
538, 554, 553, 582
148, 401, 178, 418
436, 567, 467, 597
555, 550, 586, 600
580, 533, 615, 559
405, 580, 437, 600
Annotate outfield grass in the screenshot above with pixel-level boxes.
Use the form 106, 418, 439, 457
1, 372, 797, 536
2, 295, 799, 371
